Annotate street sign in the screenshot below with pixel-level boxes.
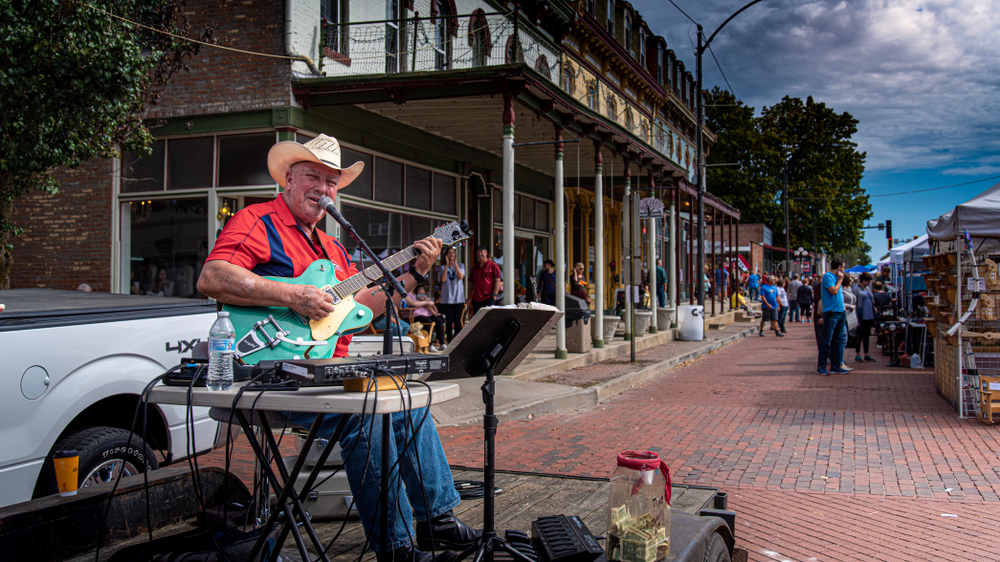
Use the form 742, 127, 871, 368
639, 197, 665, 219
803, 262, 811, 274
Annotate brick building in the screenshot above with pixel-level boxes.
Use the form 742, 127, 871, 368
11, 0, 743, 336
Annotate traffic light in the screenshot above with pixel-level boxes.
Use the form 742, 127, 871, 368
885, 220, 892, 240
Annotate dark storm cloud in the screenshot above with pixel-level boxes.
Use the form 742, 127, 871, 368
630, 0, 1000, 173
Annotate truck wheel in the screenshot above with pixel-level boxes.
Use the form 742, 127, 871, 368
703, 532, 731, 562
35, 426, 159, 498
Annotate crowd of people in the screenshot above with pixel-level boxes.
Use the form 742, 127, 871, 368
741, 261, 896, 375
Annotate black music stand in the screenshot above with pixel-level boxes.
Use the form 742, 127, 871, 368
431, 306, 562, 562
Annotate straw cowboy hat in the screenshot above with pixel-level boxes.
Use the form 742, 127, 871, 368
267, 134, 365, 188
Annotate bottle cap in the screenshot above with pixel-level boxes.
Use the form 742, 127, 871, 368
218, 311, 229, 317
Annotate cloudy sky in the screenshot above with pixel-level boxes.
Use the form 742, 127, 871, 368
631, 0, 1000, 260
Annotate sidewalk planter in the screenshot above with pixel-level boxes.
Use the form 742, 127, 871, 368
633, 311, 652, 337
593, 315, 620, 342
657, 308, 674, 328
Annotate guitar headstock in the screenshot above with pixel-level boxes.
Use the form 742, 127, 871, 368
432, 220, 474, 248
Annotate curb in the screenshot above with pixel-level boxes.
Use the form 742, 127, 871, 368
437, 324, 759, 427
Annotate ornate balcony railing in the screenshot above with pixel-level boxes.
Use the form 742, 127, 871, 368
318, 10, 558, 82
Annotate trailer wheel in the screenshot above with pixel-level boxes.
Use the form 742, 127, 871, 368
703, 531, 731, 562
34, 426, 159, 498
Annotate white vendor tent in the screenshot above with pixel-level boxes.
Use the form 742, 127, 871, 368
927, 182, 1000, 240
890, 234, 930, 265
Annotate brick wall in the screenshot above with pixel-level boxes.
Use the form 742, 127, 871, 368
9, 0, 293, 292
9, 160, 114, 291
147, 0, 291, 119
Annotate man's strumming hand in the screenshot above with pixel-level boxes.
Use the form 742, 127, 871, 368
293, 284, 336, 321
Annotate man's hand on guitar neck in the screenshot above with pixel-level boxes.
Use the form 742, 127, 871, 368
413, 236, 443, 277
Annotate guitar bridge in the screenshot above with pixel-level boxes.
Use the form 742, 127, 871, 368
234, 314, 328, 360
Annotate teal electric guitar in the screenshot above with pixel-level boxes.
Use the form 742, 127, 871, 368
226, 220, 472, 364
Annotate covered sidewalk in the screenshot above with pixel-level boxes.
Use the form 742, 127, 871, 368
293, 64, 742, 356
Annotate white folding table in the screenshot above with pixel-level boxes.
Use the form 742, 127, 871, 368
150, 381, 460, 562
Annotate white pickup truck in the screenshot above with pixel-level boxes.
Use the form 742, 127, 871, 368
0, 289, 220, 508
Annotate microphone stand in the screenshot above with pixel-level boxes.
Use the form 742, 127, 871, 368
319, 197, 405, 562
318, 196, 407, 356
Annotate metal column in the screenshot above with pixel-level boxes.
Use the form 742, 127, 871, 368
501, 95, 515, 305
593, 142, 605, 347
554, 126, 567, 359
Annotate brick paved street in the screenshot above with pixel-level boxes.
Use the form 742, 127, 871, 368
438, 323, 1000, 561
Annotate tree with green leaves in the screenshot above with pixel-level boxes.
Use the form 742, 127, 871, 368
835, 241, 873, 269
0, 0, 210, 288
705, 88, 871, 259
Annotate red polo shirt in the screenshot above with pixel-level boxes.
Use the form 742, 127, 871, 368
207, 196, 359, 357
470, 259, 501, 302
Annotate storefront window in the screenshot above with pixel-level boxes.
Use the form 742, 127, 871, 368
535, 200, 550, 231
168, 137, 214, 190
433, 173, 456, 215
217, 133, 273, 187
341, 147, 373, 199
373, 157, 404, 206
127, 198, 208, 298
121, 141, 165, 192
405, 166, 432, 210
520, 196, 534, 230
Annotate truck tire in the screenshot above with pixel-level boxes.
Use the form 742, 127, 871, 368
35, 426, 159, 498
703, 531, 731, 562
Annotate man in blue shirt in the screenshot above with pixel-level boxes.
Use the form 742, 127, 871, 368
758, 275, 784, 337
818, 258, 850, 375
747, 271, 760, 301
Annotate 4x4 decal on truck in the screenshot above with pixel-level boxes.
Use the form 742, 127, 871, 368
166, 339, 201, 353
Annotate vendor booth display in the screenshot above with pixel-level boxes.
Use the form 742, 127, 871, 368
926, 183, 1000, 420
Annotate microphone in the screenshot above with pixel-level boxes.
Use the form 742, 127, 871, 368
318, 196, 346, 225
317, 196, 407, 298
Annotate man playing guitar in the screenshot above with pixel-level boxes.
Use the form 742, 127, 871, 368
197, 134, 478, 562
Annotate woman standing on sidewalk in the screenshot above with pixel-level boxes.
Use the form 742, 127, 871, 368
437, 246, 466, 345
797, 277, 814, 323
776, 277, 790, 333
852, 272, 877, 362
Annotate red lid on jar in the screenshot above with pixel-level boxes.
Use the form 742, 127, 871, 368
616, 451, 671, 504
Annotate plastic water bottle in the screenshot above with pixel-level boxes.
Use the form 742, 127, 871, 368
207, 311, 235, 391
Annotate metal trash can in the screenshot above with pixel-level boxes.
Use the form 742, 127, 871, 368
677, 305, 704, 341
564, 295, 593, 353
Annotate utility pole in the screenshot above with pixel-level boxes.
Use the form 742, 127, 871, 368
692, 0, 763, 305
696, 25, 705, 306
784, 160, 790, 275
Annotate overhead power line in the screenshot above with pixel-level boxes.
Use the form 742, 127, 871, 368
869, 174, 1000, 198
668, 0, 699, 25
707, 43, 736, 99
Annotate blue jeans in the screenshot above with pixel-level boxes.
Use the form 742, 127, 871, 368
657, 286, 666, 307
285, 408, 461, 551
819, 310, 846, 369
789, 303, 800, 322
374, 315, 410, 336
748, 287, 759, 301
778, 305, 788, 332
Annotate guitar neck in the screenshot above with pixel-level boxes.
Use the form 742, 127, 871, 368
334, 246, 419, 298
